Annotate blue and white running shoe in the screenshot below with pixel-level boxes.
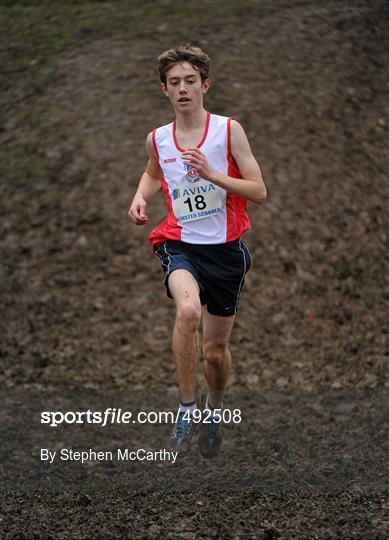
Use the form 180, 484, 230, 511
170, 411, 195, 456
198, 396, 223, 459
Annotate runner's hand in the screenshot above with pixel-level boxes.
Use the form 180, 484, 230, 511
182, 148, 214, 181
128, 196, 148, 225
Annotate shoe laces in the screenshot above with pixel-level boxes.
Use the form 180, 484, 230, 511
208, 414, 222, 436
174, 412, 194, 440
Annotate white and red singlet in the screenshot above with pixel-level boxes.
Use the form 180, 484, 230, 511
148, 112, 251, 248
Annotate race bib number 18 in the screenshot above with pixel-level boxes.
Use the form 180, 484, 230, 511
171, 178, 224, 224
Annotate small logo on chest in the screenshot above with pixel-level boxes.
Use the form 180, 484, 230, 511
163, 158, 177, 163
185, 164, 200, 183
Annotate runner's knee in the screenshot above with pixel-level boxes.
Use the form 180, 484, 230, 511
203, 342, 228, 367
176, 302, 201, 330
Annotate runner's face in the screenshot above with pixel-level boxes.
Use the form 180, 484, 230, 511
161, 62, 210, 112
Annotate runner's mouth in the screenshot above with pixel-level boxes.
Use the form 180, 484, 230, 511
178, 98, 191, 102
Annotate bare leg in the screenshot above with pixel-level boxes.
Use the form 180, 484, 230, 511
168, 270, 202, 404
202, 308, 235, 408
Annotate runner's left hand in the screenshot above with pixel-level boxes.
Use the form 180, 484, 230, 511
182, 148, 214, 181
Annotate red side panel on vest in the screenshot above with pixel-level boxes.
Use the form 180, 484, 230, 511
226, 118, 251, 241
148, 176, 181, 248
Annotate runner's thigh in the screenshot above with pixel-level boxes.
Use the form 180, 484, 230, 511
168, 269, 202, 309
202, 307, 235, 346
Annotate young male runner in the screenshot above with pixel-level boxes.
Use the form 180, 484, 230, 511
128, 44, 267, 458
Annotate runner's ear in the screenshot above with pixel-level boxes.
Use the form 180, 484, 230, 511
202, 79, 211, 94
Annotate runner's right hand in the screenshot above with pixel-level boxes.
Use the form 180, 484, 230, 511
128, 196, 148, 225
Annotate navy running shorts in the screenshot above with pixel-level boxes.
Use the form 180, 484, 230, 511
154, 238, 252, 317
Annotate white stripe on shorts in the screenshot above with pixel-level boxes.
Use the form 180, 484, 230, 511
234, 240, 247, 313
163, 241, 172, 283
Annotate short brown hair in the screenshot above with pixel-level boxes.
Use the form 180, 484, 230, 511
157, 44, 211, 85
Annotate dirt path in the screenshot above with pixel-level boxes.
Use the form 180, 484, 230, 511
1, 0, 388, 537
1, 387, 388, 538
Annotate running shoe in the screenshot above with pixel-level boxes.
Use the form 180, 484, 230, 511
198, 396, 223, 459
170, 411, 195, 456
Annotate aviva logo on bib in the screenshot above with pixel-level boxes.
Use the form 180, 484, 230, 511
172, 188, 181, 200
172, 184, 216, 200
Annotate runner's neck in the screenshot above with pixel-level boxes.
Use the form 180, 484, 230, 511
174, 109, 209, 150
174, 108, 208, 134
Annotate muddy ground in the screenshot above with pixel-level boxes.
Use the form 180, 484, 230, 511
0, 0, 388, 538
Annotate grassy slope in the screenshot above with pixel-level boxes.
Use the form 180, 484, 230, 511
0, 0, 237, 197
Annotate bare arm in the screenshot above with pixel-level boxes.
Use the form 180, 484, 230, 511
128, 132, 162, 225
182, 120, 267, 204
